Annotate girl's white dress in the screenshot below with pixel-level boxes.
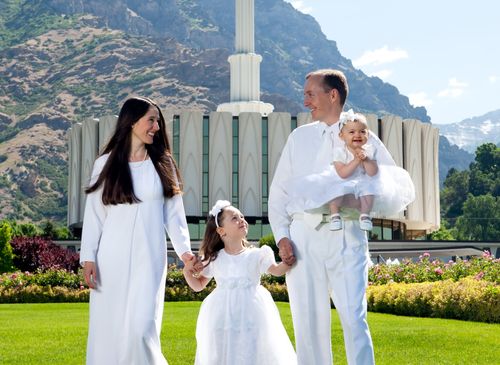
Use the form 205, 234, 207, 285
80, 154, 191, 365
195, 246, 297, 365
287, 137, 415, 218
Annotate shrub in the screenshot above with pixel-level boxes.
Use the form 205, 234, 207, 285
0, 285, 89, 303
10, 236, 80, 273
367, 277, 500, 323
369, 251, 500, 285
0, 222, 15, 273
259, 233, 279, 261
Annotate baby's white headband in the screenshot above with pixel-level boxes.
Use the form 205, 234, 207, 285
209, 200, 231, 227
339, 108, 356, 129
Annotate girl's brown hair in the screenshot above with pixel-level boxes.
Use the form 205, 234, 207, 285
200, 207, 248, 265
85, 97, 182, 204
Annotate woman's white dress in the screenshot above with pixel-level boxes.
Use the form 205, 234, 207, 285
195, 246, 297, 365
80, 154, 191, 365
287, 138, 415, 217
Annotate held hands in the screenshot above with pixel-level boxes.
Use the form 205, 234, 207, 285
182, 253, 204, 277
354, 148, 368, 161
278, 238, 296, 266
83, 261, 98, 289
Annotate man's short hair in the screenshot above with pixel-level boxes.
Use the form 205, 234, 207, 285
306, 69, 349, 106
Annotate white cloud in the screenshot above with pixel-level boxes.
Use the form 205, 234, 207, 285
353, 46, 408, 68
408, 92, 433, 107
368, 69, 392, 80
286, 0, 313, 14
489, 75, 498, 83
438, 78, 468, 98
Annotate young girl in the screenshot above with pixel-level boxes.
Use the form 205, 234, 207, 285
287, 109, 415, 231
183, 200, 297, 365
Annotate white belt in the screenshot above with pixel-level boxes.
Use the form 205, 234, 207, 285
292, 212, 330, 229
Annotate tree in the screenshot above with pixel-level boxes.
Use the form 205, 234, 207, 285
0, 222, 14, 273
455, 194, 499, 241
429, 221, 456, 241
473, 143, 498, 175
441, 168, 470, 218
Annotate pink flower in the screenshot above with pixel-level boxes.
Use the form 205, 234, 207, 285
474, 272, 485, 280
434, 268, 443, 275
423, 252, 431, 258
10, 274, 17, 279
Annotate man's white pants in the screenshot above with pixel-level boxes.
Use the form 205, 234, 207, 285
287, 219, 375, 365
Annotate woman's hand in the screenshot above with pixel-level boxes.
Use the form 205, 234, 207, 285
181, 252, 195, 264
83, 261, 98, 289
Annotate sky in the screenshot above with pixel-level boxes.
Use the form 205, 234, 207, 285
284, 0, 500, 125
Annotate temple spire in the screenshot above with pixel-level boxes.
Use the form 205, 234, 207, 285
217, 0, 274, 116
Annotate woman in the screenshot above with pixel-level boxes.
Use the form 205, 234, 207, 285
80, 97, 193, 364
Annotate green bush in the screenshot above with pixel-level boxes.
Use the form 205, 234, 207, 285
0, 222, 14, 273
367, 277, 500, 323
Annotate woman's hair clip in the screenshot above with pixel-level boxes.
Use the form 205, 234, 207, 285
209, 200, 231, 227
339, 108, 356, 128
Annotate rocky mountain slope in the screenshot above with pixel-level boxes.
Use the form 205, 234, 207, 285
0, 0, 459, 223
438, 109, 500, 153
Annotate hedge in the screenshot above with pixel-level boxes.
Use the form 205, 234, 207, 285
367, 277, 500, 323
1, 267, 499, 323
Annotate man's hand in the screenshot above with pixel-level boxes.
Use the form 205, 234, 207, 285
278, 238, 296, 266
83, 261, 98, 289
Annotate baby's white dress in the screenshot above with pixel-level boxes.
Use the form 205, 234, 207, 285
195, 246, 297, 365
287, 139, 415, 218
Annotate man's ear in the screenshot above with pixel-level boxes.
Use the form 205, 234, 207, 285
329, 88, 338, 103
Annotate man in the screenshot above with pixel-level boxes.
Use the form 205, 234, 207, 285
268, 69, 375, 364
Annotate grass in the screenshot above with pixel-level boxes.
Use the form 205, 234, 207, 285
0, 302, 498, 365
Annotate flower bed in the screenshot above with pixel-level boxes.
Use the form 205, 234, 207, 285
1, 254, 499, 323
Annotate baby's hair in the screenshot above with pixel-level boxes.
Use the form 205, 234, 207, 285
199, 206, 248, 266
340, 113, 369, 132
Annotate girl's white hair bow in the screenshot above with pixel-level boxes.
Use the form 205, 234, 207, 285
209, 200, 231, 227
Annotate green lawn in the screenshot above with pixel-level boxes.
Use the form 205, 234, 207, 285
0, 302, 498, 365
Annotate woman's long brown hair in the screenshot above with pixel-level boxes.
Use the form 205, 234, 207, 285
85, 97, 182, 204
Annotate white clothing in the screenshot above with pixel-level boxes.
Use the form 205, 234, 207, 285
269, 121, 375, 365
195, 246, 297, 365
80, 154, 191, 365
286, 143, 415, 217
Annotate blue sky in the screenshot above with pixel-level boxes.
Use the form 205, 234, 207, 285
284, 0, 500, 125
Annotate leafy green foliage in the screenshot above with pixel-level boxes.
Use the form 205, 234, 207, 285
0, 222, 14, 273
456, 194, 499, 241
441, 143, 499, 241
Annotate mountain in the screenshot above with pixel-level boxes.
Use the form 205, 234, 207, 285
0, 0, 433, 223
438, 109, 500, 153
438, 136, 474, 185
